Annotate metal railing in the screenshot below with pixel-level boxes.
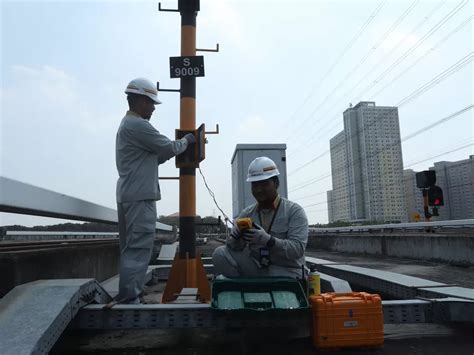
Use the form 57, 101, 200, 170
309, 219, 474, 233
0, 177, 173, 232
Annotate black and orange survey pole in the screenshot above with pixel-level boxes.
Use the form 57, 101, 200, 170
160, 0, 216, 303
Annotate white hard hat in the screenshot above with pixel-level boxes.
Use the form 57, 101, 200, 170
247, 157, 280, 182
125, 78, 161, 104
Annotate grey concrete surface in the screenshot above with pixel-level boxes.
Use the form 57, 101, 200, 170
49, 239, 474, 354
307, 232, 474, 266
51, 323, 474, 354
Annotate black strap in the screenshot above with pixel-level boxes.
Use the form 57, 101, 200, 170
258, 199, 282, 234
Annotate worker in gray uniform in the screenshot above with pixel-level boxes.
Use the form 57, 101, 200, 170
212, 157, 309, 278
116, 77, 195, 304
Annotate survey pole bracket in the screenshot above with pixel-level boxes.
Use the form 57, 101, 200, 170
158, 2, 179, 12
196, 43, 220, 53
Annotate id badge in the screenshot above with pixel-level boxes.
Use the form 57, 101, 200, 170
259, 247, 271, 268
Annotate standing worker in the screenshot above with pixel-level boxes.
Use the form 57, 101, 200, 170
116, 77, 195, 304
213, 157, 309, 278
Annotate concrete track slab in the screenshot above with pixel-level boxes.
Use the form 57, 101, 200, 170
0, 279, 110, 355
419, 286, 474, 300
102, 265, 159, 298
306, 250, 474, 288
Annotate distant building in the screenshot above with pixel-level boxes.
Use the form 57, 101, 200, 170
403, 169, 424, 221
430, 155, 474, 220
327, 101, 407, 223
327, 131, 350, 222
231, 144, 288, 218
403, 156, 474, 221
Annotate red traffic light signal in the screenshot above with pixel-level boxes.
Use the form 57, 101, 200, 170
428, 186, 444, 206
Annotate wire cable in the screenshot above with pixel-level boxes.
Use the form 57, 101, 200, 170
198, 166, 235, 227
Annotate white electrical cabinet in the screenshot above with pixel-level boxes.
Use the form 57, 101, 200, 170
231, 144, 288, 219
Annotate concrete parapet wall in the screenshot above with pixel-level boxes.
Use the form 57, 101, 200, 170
307, 233, 474, 266
0, 242, 119, 297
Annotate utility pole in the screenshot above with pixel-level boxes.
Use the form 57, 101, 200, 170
159, 0, 218, 303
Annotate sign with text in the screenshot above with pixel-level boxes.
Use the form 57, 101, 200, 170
169, 56, 205, 78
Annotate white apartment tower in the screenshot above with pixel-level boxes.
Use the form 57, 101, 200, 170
328, 102, 407, 223
327, 131, 350, 222
403, 169, 424, 221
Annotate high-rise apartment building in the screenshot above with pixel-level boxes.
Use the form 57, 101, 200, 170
327, 101, 407, 223
403, 169, 424, 221
327, 131, 350, 222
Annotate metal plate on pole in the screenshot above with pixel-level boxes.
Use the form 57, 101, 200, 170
169, 56, 205, 78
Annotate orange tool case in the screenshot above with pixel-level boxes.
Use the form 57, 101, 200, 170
309, 292, 384, 349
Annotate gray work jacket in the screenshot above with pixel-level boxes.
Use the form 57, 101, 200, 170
116, 111, 188, 203
226, 197, 309, 270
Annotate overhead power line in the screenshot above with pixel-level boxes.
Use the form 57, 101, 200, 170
302, 179, 473, 211
286, 0, 420, 144
371, 15, 474, 99
395, 52, 473, 107
300, 159, 474, 211
353, 0, 469, 101
292, 46, 472, 160
288, 55, 474, 177
405, 143, 474, 167
289, 104, 473, 190
288, 0, 455, 157
284, 0, 387, 141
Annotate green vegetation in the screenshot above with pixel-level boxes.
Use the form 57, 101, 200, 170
1, 216, 226, 234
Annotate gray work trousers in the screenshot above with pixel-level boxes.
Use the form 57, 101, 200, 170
212, 245, 302, 278
117, 200, 156, 302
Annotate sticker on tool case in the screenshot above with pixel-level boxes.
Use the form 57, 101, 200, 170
344, 320, 359, 328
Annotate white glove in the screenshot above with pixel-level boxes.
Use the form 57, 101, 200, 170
242, 223, 271, 246
183, 133, 196, 145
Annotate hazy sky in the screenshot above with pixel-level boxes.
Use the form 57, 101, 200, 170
1, 0, 473, 226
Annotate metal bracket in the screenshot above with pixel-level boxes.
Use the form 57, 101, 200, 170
196, 43, 220, 53
158, 2, 179, 12
205, 124, 219, 134
157, 82, 180, 93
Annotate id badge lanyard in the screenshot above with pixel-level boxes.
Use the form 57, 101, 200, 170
258, 199, 282, 235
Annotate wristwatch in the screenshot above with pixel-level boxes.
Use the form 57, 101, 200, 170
266, 236, 276, 248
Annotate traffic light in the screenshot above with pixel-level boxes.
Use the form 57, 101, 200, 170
416, 170, 436, 188
428, 185, 444, 206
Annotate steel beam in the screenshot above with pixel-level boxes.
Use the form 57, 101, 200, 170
74, 297, 474, 330
75, 303, 310, 330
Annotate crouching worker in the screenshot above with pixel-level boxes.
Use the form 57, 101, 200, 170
213, 157, 308, 278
